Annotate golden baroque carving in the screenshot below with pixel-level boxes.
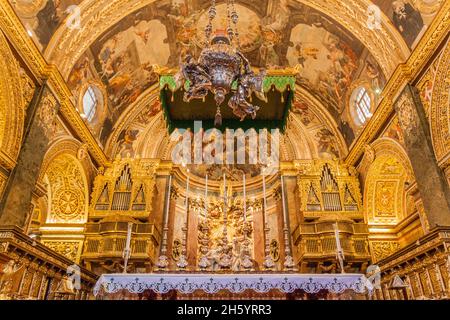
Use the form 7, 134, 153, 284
18, 68, 35, 110
0, 170, 7, 200
39, 138, 94, 187
44, 153, 88, 223
0, 28, 25, 170
345, 1, 450, 165
36, 91, 59, 139
430, 39, 450, 163
395, 90, 419, 137
41, 240, 80, 262
371, 241, 400, 262
364, 139, 413, 225
0, 1, 109, 167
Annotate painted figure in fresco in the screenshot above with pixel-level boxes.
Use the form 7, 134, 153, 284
117, 129, 140, 158
339, 120, 356, 146
365, 59, 383, 93
259, 0, 290, 67
67, 56, 90, 92
316, 128, 339, 158
168, 4, 202, 60
325, 39, 357, 102
292, 100, 315, 126
35, 0, 62, 46
292, 42, 319, 67
392, 0, 424, 47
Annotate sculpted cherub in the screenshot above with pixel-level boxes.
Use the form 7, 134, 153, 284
179, 54, 212, 102
228, 52, 266, 121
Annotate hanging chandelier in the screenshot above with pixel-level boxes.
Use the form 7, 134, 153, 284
178, 0, 266, 127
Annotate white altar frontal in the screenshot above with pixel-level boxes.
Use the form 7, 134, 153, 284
93, 273, 372, 300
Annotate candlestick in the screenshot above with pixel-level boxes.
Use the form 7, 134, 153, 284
334, 222, 345, 273
262, 175, 275, 270
220, 172, 231, 269
223, 173, 227, 219
262, 175, 266, 217
243, 173, 247, 221
156, 175, 172, 270
123, 222, 132, 273
241, 172, 253, 270
281, 175, 295, 270
186, 172, 190, 211
204, 174, 208, 219
177, 171, 190, 270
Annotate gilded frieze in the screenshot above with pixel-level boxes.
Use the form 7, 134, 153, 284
41, 240, 81, 262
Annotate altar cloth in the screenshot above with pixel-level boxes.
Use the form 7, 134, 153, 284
93, 273, 371, 296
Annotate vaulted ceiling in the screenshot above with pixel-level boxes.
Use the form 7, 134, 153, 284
9, 0, 444, 159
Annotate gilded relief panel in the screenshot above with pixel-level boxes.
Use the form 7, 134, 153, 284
374, 180, 398, 218
44, 154, 88, 223
365, 154, 407, 225
41, 240, 82, 262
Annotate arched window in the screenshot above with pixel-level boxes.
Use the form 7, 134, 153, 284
82, 86, 98, 122
353, 87, 372, 124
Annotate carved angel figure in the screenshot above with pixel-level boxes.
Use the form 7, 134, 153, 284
180, 54, 212, 102
228, 52, 266, 121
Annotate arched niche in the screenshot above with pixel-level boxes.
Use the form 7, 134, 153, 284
363, 138, 414, 226
42, 153, 89, 224
37, 138, 93, 225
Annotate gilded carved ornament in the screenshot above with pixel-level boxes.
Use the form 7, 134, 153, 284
0, 1, 109, 167
41, 240, 81, 262
36, 91, 59, 139
44, 154, 88, 223
429, 39, 450, 163
0, 28, 25, 169
365, 151, 408, 225
89, 158, 158, 218
370, 241, 401, 262
395, 91, 419, 137
345, 1, 450, 166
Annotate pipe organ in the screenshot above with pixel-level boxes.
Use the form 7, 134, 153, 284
293, 160, 370, 273
82, 158, 161, 274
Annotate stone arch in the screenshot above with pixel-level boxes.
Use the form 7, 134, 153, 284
39, 137, 94, 184
0, 31, 25, 169
363, 138, 415, 226
429, 38, 450, 165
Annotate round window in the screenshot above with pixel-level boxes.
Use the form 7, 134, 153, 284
82, 85, 99, 122
352, 87, 372, 125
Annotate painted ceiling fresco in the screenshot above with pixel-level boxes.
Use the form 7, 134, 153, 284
9, 0, 444, 150
373, 0, 444, 48
11, 0, 83, 51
